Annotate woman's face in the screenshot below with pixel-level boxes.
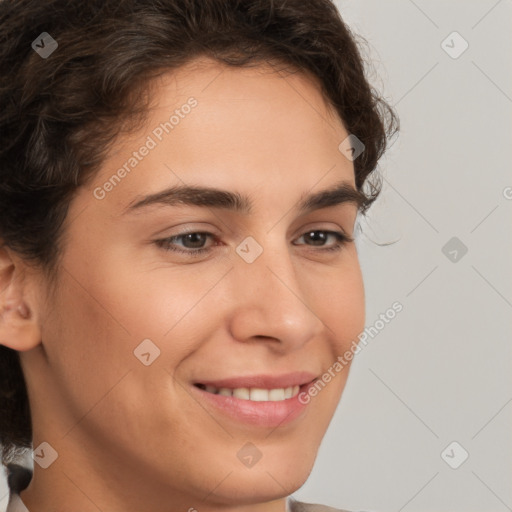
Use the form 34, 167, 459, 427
21, 58, 365, 510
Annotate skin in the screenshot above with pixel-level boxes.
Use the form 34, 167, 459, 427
0, 57, 366, 512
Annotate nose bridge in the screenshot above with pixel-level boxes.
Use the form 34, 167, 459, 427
227, 237, 325, 347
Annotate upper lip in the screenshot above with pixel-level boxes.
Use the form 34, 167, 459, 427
193, 371, 318, 389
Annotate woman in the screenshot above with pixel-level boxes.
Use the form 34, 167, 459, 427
0, 0, 398, 511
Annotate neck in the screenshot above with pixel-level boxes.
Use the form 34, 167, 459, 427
19, 432, 289, 512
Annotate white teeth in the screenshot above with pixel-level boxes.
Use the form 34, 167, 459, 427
250, 388, 269, 401
232, 387, 250, 400
199, 384, 301, 401
268, 388, 285, 401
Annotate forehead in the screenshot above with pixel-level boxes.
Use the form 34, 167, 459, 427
134, 56, 347, 155
83, 56, 355, 218
152, 56, 338, 117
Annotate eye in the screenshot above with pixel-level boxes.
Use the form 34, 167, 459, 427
153, 229, 353, 257
154, 232, 215, 256
293, 230, 353, 252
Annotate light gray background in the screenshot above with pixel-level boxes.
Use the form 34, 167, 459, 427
1, 1, 511, 511
293, 1, 512, 511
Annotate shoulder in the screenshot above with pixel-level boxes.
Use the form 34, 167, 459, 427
5, 468, 369, 512
288, 496, 363, 512
5, 493, 30, 512
4, 463, 32, 512
6, 463, 33, 494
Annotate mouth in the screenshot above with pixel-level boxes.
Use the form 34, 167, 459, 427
193, 383, 303, 401
190, 372, 319, 427
192, 371, 318, 401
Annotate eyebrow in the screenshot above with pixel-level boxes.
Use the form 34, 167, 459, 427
122, 179, 367, 216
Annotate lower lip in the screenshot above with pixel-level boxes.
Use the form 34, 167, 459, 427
190, 382, 316, 428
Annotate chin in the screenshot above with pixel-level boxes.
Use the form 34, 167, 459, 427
206, 446, 317, 505
208, 465, 313, 506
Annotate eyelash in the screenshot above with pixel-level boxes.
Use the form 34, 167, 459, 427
154, 229, 354, 257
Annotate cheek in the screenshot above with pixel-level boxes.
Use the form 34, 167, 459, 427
317, 255, 365, 351
40, 270, 136, 411
40, 248, 234, 428
39, 265, 196, 448
78, 236, 233, 342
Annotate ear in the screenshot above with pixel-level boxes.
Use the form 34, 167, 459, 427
0, 242, 42, 352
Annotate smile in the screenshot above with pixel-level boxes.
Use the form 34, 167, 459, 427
194, 383, 301, 401
190, 372, 318, 427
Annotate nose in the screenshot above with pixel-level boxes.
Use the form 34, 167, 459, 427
226, 239, 326, 352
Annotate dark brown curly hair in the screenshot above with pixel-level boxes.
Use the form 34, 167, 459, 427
0, 0, 398, 466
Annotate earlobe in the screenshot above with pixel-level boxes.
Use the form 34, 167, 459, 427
1, 299, 30, 319
0, 245, 42, 352
0, 302, 40, 352
17, 302, 30, 319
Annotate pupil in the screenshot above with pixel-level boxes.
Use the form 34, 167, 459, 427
185, 233, 205, 248
307, 231, 325, 245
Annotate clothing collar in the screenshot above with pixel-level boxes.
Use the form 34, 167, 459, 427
7, 494, 296, 512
